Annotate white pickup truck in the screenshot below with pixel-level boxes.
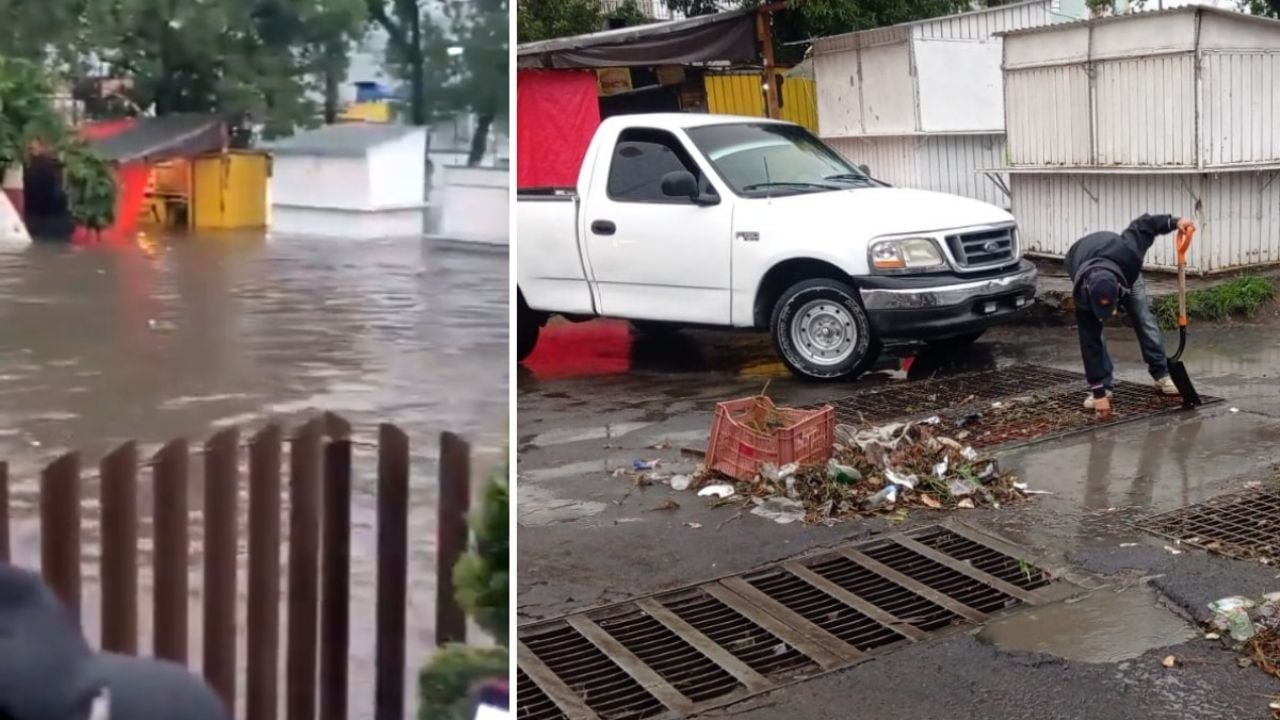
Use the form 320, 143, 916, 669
517, 113, 1037, 380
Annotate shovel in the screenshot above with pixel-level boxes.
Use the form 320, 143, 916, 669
1168, 226, 1202, 408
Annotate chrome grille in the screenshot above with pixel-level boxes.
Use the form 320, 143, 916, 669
946, 226, 1016, 269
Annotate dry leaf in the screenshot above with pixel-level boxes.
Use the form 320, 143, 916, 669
957, 498, 976, 509
1162, 655, 1177, 668
920, 494, 942, 509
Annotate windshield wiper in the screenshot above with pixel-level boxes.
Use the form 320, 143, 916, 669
741, 181, 842, 193
824, 173, 875, 184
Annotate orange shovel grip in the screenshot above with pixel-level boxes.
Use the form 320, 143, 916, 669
1176, 226, 1194, 264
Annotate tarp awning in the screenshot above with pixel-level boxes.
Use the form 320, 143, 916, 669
517, 9, 757, 69
89, 114, 227, 165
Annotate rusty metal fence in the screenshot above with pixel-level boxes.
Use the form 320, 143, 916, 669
0, 412, 473, 720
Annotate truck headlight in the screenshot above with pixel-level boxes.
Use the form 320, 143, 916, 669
869, 238, 946, 273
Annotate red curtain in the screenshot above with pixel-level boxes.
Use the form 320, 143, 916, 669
517, 70, 601, 189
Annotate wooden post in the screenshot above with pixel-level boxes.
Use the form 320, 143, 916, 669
757, 6, 780, 119
247, 424, 283, 720
287, 420, 322, 720
0, 462, 8, 563
436, 432, 471, 646
204, 428, 240, 713
100, 442, 139, 655
40, 453, 81, 615
153, 439, 190, 663
320, 440, 352, 720
374, 424, 410, 720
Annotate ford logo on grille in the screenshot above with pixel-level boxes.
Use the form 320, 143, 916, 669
982, 240, 1002, 253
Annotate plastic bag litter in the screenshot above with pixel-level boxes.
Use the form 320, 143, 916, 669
948, 477, 979, 497
751, 496, 806, 524
634, 459, 660, 470
827, 460, 862, 485
885, 468, 917, 490
670, 474, 692, 491
864, 484, 898, 510
761, 462, 799, 483
933, 458, 949, 478
699, 484, 735, 499
1209, 596, 1258, 641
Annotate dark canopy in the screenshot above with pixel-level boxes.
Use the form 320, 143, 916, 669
516, 9, 757, 69
90, 114, 227, 165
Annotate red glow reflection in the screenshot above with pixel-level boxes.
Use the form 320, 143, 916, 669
523, 319, 633, 379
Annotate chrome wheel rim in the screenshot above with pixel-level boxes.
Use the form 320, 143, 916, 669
790, 298, 857, 367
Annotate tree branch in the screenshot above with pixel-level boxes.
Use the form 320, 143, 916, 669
365, 0, 409, 51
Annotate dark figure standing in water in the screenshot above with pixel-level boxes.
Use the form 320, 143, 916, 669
22, 140, 75, 242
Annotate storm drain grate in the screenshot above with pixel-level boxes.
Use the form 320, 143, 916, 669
818, 365, 1218, 450
1136, 485, 1280, 565
518, 669, 567, 720
518, 524, 1054, 719
911, 526, 1052, 591
522, 622, 667, 720
825, 365, 1084, 425
595, 608, 745, 703
660, 588, 817, 679
943, 380, 1211, 450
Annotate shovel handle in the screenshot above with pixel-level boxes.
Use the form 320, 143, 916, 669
1176, 226, 1193, 328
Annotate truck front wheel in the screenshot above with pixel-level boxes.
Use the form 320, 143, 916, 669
770, 279, 880, 381
518, 297, 544, 362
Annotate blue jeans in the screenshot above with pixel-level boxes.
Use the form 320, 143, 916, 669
1077, 274, 1169, 389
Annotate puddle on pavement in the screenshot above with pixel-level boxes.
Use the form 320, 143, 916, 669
979, 586, 1196, 663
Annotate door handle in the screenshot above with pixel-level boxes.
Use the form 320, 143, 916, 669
591, 220, 616, 236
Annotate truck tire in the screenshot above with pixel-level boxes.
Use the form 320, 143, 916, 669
517, 297, 543, 362
771, 278, 880, 381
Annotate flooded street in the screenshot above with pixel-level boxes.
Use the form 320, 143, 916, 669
0, 233, 508, 718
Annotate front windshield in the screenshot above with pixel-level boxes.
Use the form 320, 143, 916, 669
685, 123, 875, 197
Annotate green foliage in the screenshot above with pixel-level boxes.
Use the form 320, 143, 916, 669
1154, 276, 1277, 330
417, 645, 508, 720
610, 0, 656, 27
1237, 0, 1279, 17
517, 0, 602, 42
453, 458, 509, 645
665, 0, 728, 16
0, 58, 117, 231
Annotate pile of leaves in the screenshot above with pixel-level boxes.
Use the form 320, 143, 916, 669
699, 416, 1030, 524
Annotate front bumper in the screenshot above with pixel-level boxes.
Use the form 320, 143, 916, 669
860, 260, 1038, 340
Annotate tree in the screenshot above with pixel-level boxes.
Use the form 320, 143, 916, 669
366, 0, 438, 125
517, 0, 602, 43
610, 0, 657, 27
443, 0, 509, 166
665, 0, 728, 16
1238, 0, 1280, 17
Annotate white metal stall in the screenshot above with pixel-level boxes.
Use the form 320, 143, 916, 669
999, 6, 1280, 273
813, 0, 1080, 208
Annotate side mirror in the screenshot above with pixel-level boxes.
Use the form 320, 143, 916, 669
858, 164, 871, 176
661, 171, 719, 206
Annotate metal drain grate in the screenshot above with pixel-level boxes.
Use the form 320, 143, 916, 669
817, 365, 1217, 450
825, 365, 1084, 425
518, 524, 1053, 719
1136, 486, 1280, 564
518, 669, 567, 720
945, 380, 1204, 450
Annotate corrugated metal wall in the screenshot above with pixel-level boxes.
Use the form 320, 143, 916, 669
1201, 52, 1280, 167
915, 1, 1055, 40
704, 73, 819, 132
1094, 55, 1196, 167
1005, 66, 1092, 166
1012, 170, 1280, 272
828, 134, 1008, 208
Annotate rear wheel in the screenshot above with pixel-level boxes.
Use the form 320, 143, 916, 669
770, 278, 880, 381
517, 296, 544, 362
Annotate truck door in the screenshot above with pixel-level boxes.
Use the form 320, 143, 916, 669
581, 127, 733, 325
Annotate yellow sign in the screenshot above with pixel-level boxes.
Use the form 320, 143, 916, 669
596, 68, 632, 96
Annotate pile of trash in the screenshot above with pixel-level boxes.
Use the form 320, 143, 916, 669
695, 416, 1037, 524
1207, 594, 1280, 679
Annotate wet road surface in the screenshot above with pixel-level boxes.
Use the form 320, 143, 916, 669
1, 233, 508, 718
517, 315, 1280, 719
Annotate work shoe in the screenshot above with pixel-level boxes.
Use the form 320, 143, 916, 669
1154, 376, 1179, 395
1083, 391, 1113, 410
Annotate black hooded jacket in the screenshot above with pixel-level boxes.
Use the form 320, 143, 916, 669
1065, 214, 1179, 300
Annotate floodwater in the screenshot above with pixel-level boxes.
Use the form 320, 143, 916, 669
0, 232, 508, 718
979, 586, 1197, 664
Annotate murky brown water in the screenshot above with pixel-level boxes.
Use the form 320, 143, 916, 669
979, 586, 1197, 664
0, 233, 508, 718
